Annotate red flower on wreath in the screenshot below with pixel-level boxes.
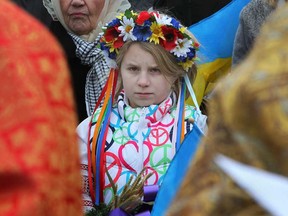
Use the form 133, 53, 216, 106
193, 42, 200, 49
113, 36, 124, 49
160, 26, 179, 51
136, 11, 151, 25
104, 26, 120, 42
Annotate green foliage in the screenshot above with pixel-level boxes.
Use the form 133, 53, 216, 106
85, 203, 110, 216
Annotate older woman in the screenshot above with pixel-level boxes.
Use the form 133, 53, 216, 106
42, 0, 130, 121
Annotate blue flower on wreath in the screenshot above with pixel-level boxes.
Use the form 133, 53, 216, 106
171, 19, 180, 29
187, 48, 196, 59
108, 18, 121, 27
108, 51, 117, 60
177, 55, 186, 63
100, 42, 109, 52
100, 42, 117, 60
133, 21, 152, 41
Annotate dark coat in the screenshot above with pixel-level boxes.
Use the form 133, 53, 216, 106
50, 22, 91, 122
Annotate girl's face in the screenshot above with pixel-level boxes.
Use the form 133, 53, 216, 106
120, 43, 175, 108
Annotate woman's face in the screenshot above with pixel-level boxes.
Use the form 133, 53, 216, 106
120, 43, 175, 108
60, 0, 105, 35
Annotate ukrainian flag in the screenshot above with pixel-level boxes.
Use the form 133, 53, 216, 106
187, 0, 251, 106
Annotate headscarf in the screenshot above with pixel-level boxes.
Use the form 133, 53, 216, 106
43, 0, 131, 41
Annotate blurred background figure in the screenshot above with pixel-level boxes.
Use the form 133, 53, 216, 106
167, 2, 288, 215
232, 0, 287, 66
0, 1, 82, 215
12, 0, 52, 26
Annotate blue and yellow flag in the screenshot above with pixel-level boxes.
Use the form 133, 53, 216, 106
187, 0, 251, 106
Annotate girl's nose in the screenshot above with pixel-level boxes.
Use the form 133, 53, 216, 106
137, 72, 150, 87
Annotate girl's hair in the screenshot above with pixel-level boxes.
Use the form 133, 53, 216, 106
115, 41, 197, 101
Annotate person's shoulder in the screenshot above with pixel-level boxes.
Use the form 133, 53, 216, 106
92, 106, 105, 119
77, 116, 92, 128
184, 105, 197, 118
242, 0, 268, 11
241, 0, 274, 19
2, 1, 47, 33
184, 104, 208, 133
76, 116, 92, 138
239, 0, 275, 36
184, 104, 196, 110
183, 104, 208, 120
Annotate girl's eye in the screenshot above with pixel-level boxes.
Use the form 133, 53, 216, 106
150, 68, 161, 73
128, 66, 138, 71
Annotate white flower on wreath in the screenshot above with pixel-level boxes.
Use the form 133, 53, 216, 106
171, 38, 192, 57
118, 16, 137, 41
154, 14, 172, 26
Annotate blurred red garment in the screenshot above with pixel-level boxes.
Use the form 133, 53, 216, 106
0, 1, 82, 215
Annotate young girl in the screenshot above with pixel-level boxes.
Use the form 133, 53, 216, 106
76, 10, 207, 214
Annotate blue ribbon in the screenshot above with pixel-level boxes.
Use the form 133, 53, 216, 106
176, 80, 186, 151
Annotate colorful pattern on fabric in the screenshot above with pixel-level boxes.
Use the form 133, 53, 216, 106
0, 1, 82, 215
79, 92, 198, 207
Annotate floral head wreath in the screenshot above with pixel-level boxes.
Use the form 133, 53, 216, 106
99, 10, 200, 71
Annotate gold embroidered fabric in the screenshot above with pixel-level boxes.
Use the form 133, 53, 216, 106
0, 1, 82, 215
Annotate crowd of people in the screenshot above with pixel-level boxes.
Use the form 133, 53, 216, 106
1, 0, 288, 215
